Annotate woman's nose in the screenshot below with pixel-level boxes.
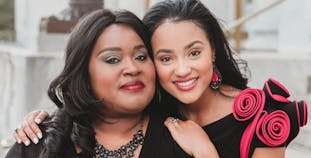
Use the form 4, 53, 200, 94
174, 61, 191, 77
123, 59, 141, 76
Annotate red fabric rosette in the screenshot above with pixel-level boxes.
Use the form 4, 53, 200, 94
233, 88, 265, 158
256, 110, 290, 146
233, 79, 309, 158
233, 88, 265, 121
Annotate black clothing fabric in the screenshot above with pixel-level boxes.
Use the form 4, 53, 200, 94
6, 79, 308, 158
5, 113, 189, 158
176, 79, 308, 158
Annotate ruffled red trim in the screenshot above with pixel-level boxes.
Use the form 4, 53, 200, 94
233, 78, 308, 158
264, 78, 290, 103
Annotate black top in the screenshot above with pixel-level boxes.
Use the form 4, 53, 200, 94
176, 78, 308, 158
6, 79, 308, 158
202, 113, 248, 158
5, 113, 189, 158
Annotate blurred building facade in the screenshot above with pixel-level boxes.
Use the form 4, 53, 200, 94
0, 0, 310, 157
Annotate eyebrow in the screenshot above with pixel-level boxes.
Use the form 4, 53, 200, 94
184, 40, 204, 50
134, 44, 146, 50
97, 44, 146, 56
98, 47, 121, 55
155, 40, 203, 55
155, 48, 173, 55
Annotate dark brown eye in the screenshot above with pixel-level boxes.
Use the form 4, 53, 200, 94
106, 57, 120, 64
189, 51, 201, 56
160, 56, 171, 62
136, 54, 147, 61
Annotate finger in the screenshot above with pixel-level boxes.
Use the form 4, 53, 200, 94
16, 125, 31, 146
35, 110, 49, 124
13, 129, 22, 144
24, 110, 41, 120
26, 116, 43, 139
164, 117, 180, 131
21, 121, 39, 144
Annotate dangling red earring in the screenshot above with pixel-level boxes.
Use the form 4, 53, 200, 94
210, 63, 222, 90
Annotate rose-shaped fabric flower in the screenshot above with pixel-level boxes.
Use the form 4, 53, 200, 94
233, 88, 266, 158
256, 110, 290, 146
233, 88, 265, 121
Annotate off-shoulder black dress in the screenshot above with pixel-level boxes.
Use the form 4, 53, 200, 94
178, 78, 308, 158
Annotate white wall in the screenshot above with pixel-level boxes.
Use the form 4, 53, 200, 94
105, 0, 146, 19
0, 46, 62, 144
15, 0, 69, 51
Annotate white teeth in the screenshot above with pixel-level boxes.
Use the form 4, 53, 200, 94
175, 78, 196, 87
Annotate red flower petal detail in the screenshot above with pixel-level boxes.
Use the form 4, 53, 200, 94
233, 88, 266, 158
233, 88, 265, 121
256, 110, 290, 146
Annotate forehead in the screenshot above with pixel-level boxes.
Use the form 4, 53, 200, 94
151, 20, 208, 48
96, 24, 144, 48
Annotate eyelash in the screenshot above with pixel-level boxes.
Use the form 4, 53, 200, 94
106, 57, 120, 64
105, 53, 147, 64
159, 51, 200, 63
189, 51, 201, 57
160, 56, 171, 62
135, 54, 147, 61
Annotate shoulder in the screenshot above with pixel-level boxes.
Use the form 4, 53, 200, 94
5, 143, 22, 158
5, 140, 44, 158
232, 78, 308, 157
219, 84, 242, 97
5, 121, 57, 158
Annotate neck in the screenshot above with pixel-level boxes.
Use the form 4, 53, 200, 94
92, 113, 147, 157
180, 86, 235, 126
93, 113, 144, 141
181, 87, 217, 114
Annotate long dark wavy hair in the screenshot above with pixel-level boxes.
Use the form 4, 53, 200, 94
143, 0, 248, 114
39, 9, 153, 158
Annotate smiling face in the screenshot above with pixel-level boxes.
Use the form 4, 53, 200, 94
89, 24, 156, 116
151, 21, 214, 104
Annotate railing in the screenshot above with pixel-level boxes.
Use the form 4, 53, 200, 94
225, 0, 285, 52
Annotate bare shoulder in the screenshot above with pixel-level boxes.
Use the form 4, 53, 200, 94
215, 85, 242, 115
218, 84, 242, 98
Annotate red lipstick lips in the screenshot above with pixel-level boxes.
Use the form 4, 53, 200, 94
120, 81, 145, 91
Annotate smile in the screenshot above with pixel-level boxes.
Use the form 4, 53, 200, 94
173, 77, 198, 91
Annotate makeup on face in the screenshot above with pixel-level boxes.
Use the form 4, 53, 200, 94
151, 21, 214, 104
89, 24, 156, 114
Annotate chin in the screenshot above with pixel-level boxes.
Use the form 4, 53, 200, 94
127, 101, 149, 111
177, 97, 196, 105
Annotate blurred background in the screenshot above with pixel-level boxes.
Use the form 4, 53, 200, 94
0, 0, 310, 157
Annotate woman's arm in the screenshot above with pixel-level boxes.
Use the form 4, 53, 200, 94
252, 147, 286, 158
164, 117, 219, 158
14, 110, 49, 146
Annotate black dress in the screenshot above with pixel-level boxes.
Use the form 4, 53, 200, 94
176, 78, 308, 158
